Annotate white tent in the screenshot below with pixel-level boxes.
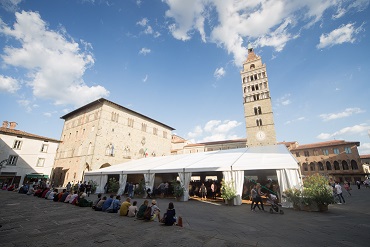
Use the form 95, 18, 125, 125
85, 144, 302, 207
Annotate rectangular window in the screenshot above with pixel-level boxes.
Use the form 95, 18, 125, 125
128, 118, 134, 128
13, 140, 22, 149
141, 123, 147, 132
333, 148, 340, 155
36, 158, 45, 167
153, 127, 158, 135
345, 147, 352, 154
8, 155, 18, 166
295, 152, 300, 157
322, 149, 329, 156
304, 151, 309, 157
313, 150, 319, 156
40, 144, 48, 153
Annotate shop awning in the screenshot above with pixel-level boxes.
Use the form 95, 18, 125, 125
25, 174, 49, 179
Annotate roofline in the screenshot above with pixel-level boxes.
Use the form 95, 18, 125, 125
185, 138, 247, 147
60, 98, 175, 131
0, 128, 61, 143
291, 140, 360, 151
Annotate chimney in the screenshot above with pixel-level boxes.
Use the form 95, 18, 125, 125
2, 121, 9, 128
9, 122, 17, 130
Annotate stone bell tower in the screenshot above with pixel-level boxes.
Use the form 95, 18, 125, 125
240, 44, 277, 147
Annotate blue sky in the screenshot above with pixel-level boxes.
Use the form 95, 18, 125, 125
1, 0, 370, 154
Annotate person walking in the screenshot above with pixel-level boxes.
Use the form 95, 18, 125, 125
335, 181, 345, 204
356, 180, 361, 189
250, 184, 260, 211
343, 181, 352, 196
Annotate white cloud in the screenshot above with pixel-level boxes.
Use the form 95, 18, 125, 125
319, 108, 365, 121
0, 75, 20, 93
285, 116, 305, 125
316, 124, 370, 140
213, 67, 225, 79
317, 23, 364, 49
187, 125, 203, 138
136, 17, 161, 38
139, 47, 151, 55
0, 11, 109, 107
17, 99, 32, 112
163, 0, 352, 66
187, 119, 242, 142
276, 93, 292, 106
0, 0, 22, 12
358, 142, 370, 155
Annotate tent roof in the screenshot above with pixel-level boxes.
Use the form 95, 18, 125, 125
85, 144, 299, 175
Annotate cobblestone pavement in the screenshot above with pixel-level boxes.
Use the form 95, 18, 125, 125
1, 187, 369, 247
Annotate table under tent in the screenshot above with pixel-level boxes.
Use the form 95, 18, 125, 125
84, 144, 302, 207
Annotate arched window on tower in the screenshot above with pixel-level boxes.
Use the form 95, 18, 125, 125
259, 119, 262, 126
254, 107, 258, 115
254, 74, 257, 80
244, 87, 247, 93
258, 107, 262, 114
250, 64, 255, 69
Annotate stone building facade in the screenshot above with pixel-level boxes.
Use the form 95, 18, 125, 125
0, 121, 59, 186
360, 154, 370, 177
240, 44, 277, 147
286, 140, 364, 183
52, 98, 174, 186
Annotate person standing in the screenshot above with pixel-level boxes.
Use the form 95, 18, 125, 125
356, 180, 361, 189
85, 182, 92, 197
211, 182, 216, 199
253, 183, 265, 211
199, 183, 207, 200
66, 182, 72, 192
335, 181, 345, 204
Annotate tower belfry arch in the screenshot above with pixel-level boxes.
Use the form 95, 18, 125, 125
240, 44, 277, 147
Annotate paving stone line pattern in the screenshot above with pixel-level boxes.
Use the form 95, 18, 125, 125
0, 188, 369, 247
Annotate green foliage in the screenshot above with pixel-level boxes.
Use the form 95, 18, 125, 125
108, 177, 119, 193
88, 180, 98, 194
134, 179, 146, 195
284, 174, 334, 207
221, 179, 237, 201
172, 180, 185, 197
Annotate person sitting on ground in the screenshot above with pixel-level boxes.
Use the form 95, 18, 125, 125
44, 189, 52, 199
150, 200, 161, 222
59, 189, 70, 202
34, 187, 43, 197
78, 193, 92, 207
136, 200, 149, 220
163, 202, 176, 226
64, 192, 72, 203
92, 193, 102, 210
53, 190, 63, 202
47, 189, 58, 200
107, 195, 121, 213
27, 185, 36, 195
102, 195, 114, 212
127, 200, 138, 217
119, 197, 131, 216
95, 196, 107, 211
41, 188, 50, 198
69, 191, 79, 204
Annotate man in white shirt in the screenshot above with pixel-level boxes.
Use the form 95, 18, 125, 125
335, 182, 345, 204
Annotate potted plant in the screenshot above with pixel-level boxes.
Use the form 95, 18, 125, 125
172, 180, 185, 201
284, 174, 334, 212
221, 179, 237, 205
88, 180, 98, 194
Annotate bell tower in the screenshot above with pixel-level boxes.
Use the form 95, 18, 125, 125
240, 44, 277, 147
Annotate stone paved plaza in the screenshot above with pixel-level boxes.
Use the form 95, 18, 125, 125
0, 187, 369, 247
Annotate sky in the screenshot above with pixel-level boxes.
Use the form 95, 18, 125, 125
0, 0, 370, 154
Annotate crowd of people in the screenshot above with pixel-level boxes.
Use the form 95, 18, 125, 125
2, 180, 179, 226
